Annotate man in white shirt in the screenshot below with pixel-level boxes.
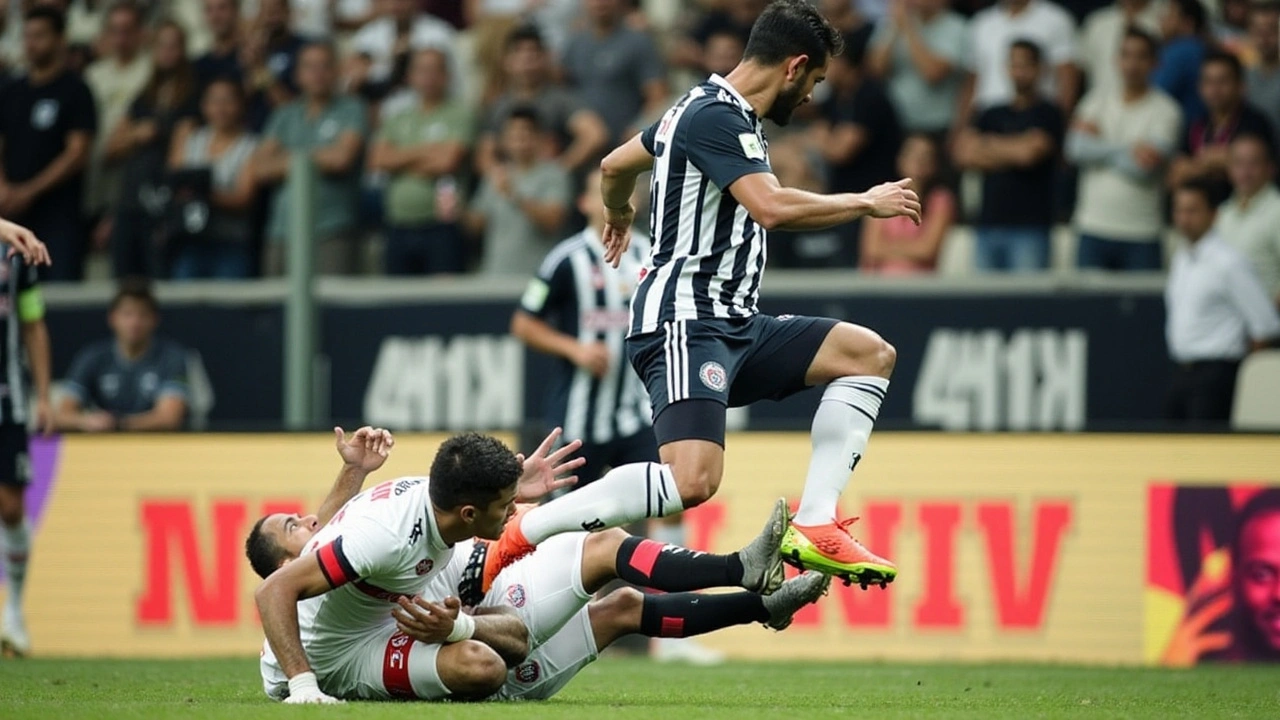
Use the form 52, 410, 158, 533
83, 2, 150, 220
1068, 27, 1181, 271
1215, 134, 1280, 307
348, 0, 462, 101
1077, 0, 1165, 99
1165, 180, 1280, 423
963, 0, 1079, 117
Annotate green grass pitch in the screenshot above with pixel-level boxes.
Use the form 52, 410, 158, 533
1, 657, 1277, 719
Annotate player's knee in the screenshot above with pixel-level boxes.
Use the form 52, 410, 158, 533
596, 587, 645, 629
672, 466, 719, 506
0, 489, 22, 526
876, 339, 897, 377
586, 527, 629, 555
448, 640, 508, 697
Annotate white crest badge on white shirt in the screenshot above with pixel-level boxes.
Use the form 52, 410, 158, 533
738, 133, 765, 160
31, 99, 59, 130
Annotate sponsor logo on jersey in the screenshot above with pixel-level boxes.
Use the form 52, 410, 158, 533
415, 558, 433, 576
699, 362, 728, 392
514, 661, 541, 684
408, 519, 424, 544
507, 583, 526, 608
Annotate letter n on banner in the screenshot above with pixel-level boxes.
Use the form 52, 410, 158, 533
137, 501, 248, 625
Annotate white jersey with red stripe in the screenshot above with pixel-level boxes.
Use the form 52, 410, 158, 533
259, 476, 454, 694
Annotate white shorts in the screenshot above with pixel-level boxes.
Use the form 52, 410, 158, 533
324, 623, 450, 701
479, 532, 593, 648
496, 605, 598, 701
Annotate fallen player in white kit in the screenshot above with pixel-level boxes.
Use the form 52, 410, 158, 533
252, 428, 828, 703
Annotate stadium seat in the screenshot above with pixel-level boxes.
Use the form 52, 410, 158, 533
1231, 350, 1280, 430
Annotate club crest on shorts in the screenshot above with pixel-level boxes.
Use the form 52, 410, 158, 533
699, 361, 728, 392
507, 583, 527, 608
415, 558, 434, 576
514, 660, 541, 684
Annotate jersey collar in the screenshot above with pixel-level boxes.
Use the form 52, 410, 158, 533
708, 73, 758, 121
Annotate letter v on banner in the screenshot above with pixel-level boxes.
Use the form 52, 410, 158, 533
977, 501, 1073, 629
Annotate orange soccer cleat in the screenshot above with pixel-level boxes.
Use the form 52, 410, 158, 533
780, 517, 898, 590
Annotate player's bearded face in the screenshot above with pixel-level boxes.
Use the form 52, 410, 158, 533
765, 65, 819, 127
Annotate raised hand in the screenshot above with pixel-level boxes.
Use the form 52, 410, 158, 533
514, 427, 585, 502
334, 426, 395, 474
0, 218, 52, 266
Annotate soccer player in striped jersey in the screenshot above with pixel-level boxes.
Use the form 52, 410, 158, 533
0, 217, 52, 658
483, 0, 921, 590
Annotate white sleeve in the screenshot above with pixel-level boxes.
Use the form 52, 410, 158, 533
314, 517, 398, 587
1047, 10, 1078, 66
1225, 254, 1280, 341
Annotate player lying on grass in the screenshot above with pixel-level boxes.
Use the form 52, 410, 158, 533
247, 426, 584, 704
250, 428, 829, 703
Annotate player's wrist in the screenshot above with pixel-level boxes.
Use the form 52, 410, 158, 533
288, 671, 320, 697
446, 611, 475, 643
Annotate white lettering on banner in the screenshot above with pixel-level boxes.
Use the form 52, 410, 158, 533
913, 329, 1086, 431
363, 336, 523, 430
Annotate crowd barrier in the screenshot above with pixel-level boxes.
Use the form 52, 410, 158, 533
6, 431, 1277, 664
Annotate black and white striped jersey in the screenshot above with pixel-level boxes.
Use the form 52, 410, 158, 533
520, 229, 652, 446
0, 257, 39, 425
630, 73, 773, 337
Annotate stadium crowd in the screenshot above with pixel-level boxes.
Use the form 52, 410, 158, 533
0, 0, 1277, 293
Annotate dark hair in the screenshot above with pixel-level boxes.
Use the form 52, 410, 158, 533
1171, 0, 1208, 34
902, 132, 941, 196
300, 39, 338, 64
110, 277, 159, 314
245, 516, 289, 580
743, 0, 843, 70
24, 6, 66, 35
1009, 38, 1044, 65
140, 20, 196, 111
204, 74, 245, 101
505, 23, 545, 52
1202, 49, 1245, 82
106, 0, 144, 25
428, 433, 522, 511
1123, 25, 1161, 57
1176, 178, 1226, 207
505, 104, 541, 129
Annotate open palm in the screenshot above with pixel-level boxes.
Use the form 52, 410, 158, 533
515, 427, 585, 502
334, 426, 394, 474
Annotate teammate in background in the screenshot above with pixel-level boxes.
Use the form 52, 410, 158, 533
510, 170, 721, 664
247, 428, 583, 704
0, 219, 53, 657
486, 0, 920, 589
253, 429, 827, 703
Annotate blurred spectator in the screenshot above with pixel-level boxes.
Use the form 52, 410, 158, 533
561, 0, 667, 144
55, 280, 190, 432
1154, 0, 1208, 125
1168, 51, 1274, 190
671, 0, 764, 73
84, 1, 149, 230
0, 7, 95, 282
860, 134, 954, 274
820, 0, 873, 32
193, 0, 242, 88
809, 33, 902, 252
1067, 27, 1180, 271
348, 0, 457, 103
1077, 0, 1164, 98
964, 0, 1078, 119
466, 107, 570, 276
468, 0, 578, 101
166, 77, 258, 279
242, 0, 308, 109
368, 48, 471, 276
1245, 3, 1280, 143
1216, 133, 1280, 306
953, 40, 1064, 272
104, 20, 200, 278
1164, 180, 1280, 423
66, 0, 112, 52
1215, 0, 1252, 55
477, 25, 607, 178
702, 28, 747, 77
867, 0, 970, 138
253, 42, 367, 276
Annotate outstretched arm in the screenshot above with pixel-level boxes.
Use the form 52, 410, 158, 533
315, 426, 395, 525
600, 134, 654, 265
729, 173, 921, 231
254, 554, 337, 684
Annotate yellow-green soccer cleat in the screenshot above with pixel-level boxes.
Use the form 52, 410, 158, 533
778, 517, 897, 590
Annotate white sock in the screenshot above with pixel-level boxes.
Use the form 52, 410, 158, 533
2, 519, 29, 611
648, 519, 686, 547
520, 462, 683, 544
793, 377, 888, 527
